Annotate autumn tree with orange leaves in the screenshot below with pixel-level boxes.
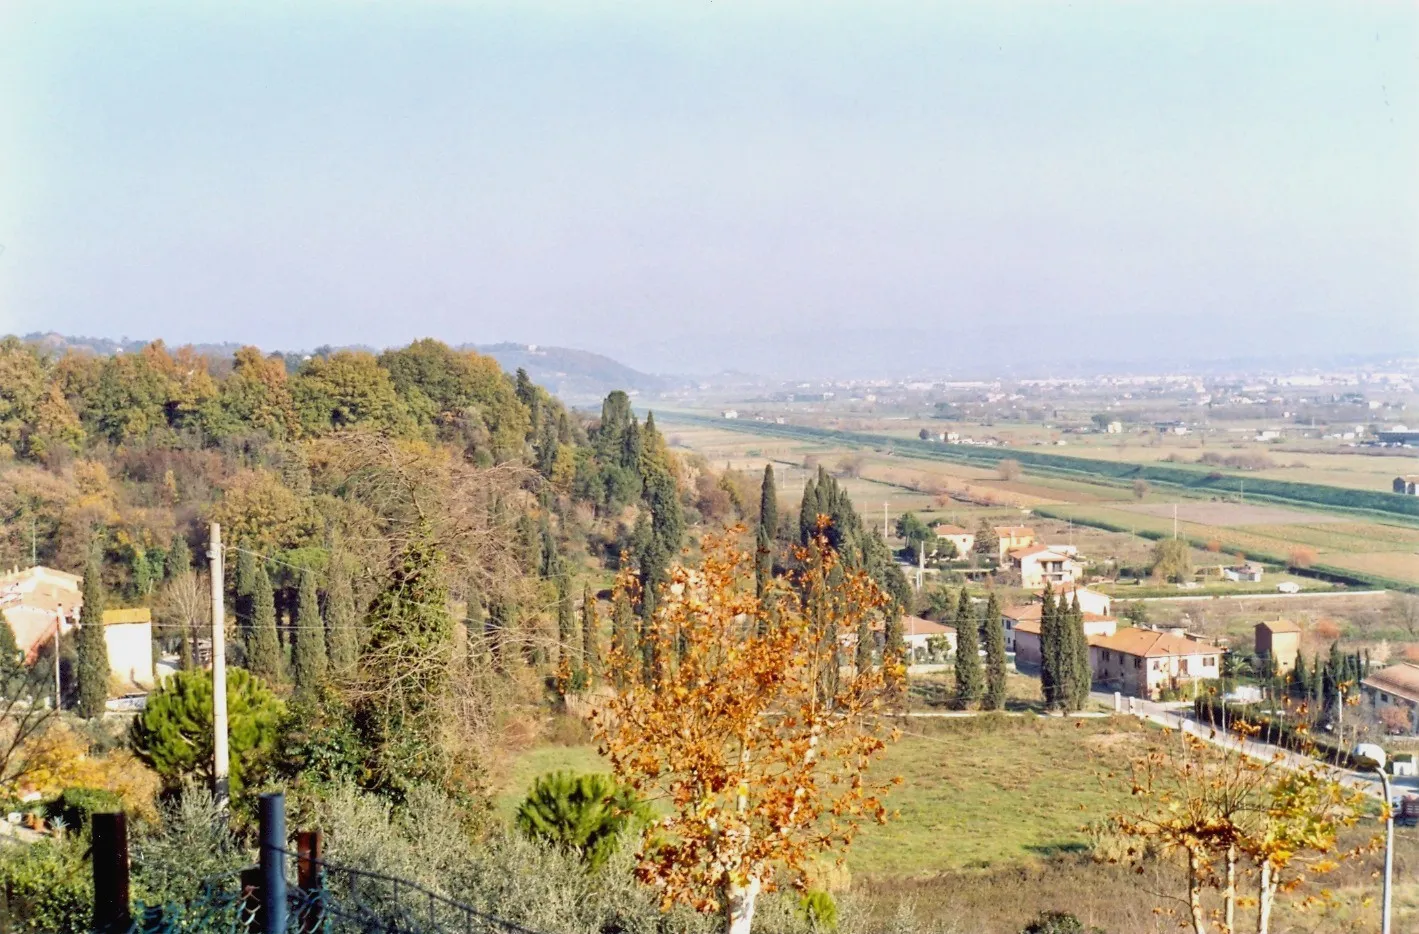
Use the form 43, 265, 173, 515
594, 529, 902, 934
1112, 721, 1371, 934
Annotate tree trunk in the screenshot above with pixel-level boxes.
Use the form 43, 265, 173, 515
1188, 849, 1209, 934
724, 877, 760, 934
1223, 844, 1237, 934
1256, 861, 1275, 934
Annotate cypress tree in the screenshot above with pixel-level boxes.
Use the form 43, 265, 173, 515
247, 564, 283, 684
1066, 594, 1091, 711
855, 613, 874, 673
0, 616, 22, 686
883, 610, 905, 671
953, 588, 983, 709
166, 533, 192, 580
325, 557, 359, 677
799, 475, 820, 544
982, 593, 1006, 711
611, 588, 634, 689
556, 573, 575, 666
756, 465, 777, 600
292, 569, 326, 695
540, 515, 559, 579
76, 553, 109, 718
1039, 586, 1061, 710
581, 583, 598, 682
234, 547, 257, 645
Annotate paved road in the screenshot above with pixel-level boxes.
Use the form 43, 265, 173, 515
1132, 590, 1389, 603
1097, 691, 1418, 801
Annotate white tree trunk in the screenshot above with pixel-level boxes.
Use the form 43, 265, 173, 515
1223, 845, 1237, 934
725, 877, 761, 934
1187, 849, 1209, 934
1256, 861, 1275, 934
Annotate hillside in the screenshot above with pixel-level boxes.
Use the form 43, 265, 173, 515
474, 342, 674, 401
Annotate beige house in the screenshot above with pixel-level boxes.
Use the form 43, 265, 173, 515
932, 524, 975, 558
0, 565, 83, 664
103, 608, 155, 689
1254, 620, 1301, 673
992, 526, 1036, 559
1004, 606, 1118, 667
1089, 628, 1222, 699
1008, 545, 1080, 589
1361, 662, 1419, 734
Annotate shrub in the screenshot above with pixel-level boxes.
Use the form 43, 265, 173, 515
799, 889, 839, 931
130, 666, 285, 794
1020, 911, 1104, 934
0, 838, 92, 934
44, 786, 122, 835
514, 771, 651, 871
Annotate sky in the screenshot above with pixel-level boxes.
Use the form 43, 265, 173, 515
1, 1, 1416, 377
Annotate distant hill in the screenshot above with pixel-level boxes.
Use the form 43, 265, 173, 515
473, 343, 675, 401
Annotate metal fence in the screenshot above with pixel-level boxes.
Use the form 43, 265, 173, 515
93, 794, 542, 934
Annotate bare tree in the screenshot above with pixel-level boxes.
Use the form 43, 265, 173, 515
996, 459, 1021, 482
0, 663, 60, 799
157, 569, 210, 669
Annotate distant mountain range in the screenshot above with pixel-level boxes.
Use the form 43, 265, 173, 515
13, 332, 680, 403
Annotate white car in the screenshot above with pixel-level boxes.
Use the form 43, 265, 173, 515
1276, 582, 1301, 594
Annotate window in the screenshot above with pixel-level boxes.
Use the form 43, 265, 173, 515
1204, 656, 1215, 667
1102, 650, 1110, 662
1134, 658, 1142, 670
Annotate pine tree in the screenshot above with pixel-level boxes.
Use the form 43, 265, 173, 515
1066, 594, 1091, 711
982, 593, 1007, 711
166, 532, 192, 580
1039, 586, 1061, 710
76, 553, 109, 718
247, 564, 283, 684
581, 583, 598, 682
292, 569, 326, 696
325, 556, 359, 677
556, 573, 575, 666
953, 588, 983, 708
755, 465, 777, 600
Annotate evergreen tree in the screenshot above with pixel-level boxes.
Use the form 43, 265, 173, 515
854, 613, 874, 673
610, 588, 634, 689
166, 532, 192, 580
354, 529, 456, 796
247, 564, 283, 684
76, 552, 109, 718
325, 556, 360, 677
234, 547, 257, 645
636, 414, 683, 619
883, 610, 905, 671
1065, 594, 1091, 711
556, 572, 575, 666
0, 615, 23, 686
953, 588, 983, 709
798, 474, 820, 545
539, 515, 559, 579
1038, 586, 1061, 710
581, 583, 598, 682
982, 593, 1006, 711
755, 465, 777, 600
292, 569, 326, 695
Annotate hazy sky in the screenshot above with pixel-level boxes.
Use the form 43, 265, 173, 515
1, 2, 1415, 375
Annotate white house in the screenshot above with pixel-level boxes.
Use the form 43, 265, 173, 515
901, 616, 957, 659
102, 608, 155, 689
932, 524, 975, 558
1008, 545, 1080, 589
1222, 563, 1264, 583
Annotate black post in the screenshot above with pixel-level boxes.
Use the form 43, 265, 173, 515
296, 829, 324, 934
259, 792, 287, 934
91, 812, 131, 933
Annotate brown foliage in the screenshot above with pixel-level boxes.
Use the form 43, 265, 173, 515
1287, 547, 1317, 570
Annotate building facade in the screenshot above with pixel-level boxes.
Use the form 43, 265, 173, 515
1089, 628, 1222, 699
1254, 620, 1301, 673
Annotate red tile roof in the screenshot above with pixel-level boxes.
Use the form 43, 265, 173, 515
1091, 627, 1220, 658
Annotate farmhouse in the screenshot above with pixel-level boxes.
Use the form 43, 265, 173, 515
1007, 545, 1080, 589
932, 524, 974, 558
1254, 619, 1301, 673
992, 526, 1036, 559
0, 565, 83, 664
901, 615, 957, 659
1090, 628, 1223, 700
1361, 662, 1419, 734
1002, 604, 1116, 667
1047, 584, 1112, 617
1222, 563, 1264, 583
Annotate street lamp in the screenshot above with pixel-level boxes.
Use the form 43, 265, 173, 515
1371, 764, 1393, 934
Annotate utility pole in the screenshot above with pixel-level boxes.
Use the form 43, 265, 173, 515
53, 622, 61, 708
883, 502, 889, 540
208, 523, 230, 810
1172, 503, 1178, 540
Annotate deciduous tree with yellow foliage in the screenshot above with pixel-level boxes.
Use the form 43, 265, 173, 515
594, 529, 902, 934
